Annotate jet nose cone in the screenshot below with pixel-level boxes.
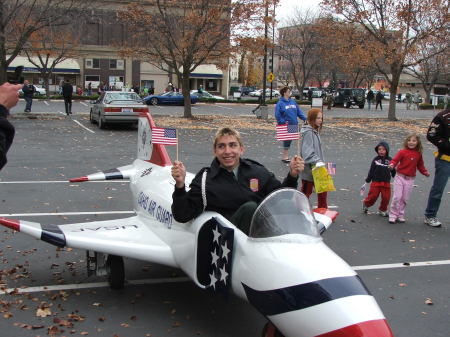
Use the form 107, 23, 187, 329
317, 319, 394, 337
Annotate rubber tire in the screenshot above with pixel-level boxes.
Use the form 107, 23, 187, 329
150, 97, 158, 105
98, 114, 106, 129
359, 104, 364, 109
262, 323, 285, 337
89, 109, 96, 124
345, 102, 351, 108
107, 255, 125, 289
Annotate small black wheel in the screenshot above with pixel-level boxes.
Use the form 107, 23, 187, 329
89, 109, 96, 124
345, 102, 351, 108
106, 255, 125, 289
359, 104, 365, 109
150, 97, 158, 105
262, 322, 285, 337
98, 114, 106, 129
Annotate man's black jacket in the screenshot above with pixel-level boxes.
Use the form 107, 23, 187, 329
0, 105, 15, 170
427, 109, 450, 158
172, 158, 298, 223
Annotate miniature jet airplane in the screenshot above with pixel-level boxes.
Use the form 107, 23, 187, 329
0, 112, 394, 337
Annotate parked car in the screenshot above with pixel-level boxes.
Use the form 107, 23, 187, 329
333, 88, 365, 108
143, 91, 198, 105
429, 94, 445, 105
249, 89, 280, 98
239, 86, 257, 96
89, 91, 148, 129
190, 90, 225, 100
19, 85, 47, 96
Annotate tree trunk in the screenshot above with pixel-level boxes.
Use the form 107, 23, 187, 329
182, 73, 192, 118
387, 68, 402, 121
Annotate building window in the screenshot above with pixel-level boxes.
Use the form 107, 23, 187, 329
85, 59, 100, 69
85, 75, 100, 82
109, 59, 124, 70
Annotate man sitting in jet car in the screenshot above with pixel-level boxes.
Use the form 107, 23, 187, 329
171, 126, 305, 234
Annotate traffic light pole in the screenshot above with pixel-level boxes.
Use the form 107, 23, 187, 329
262, 1, 268, 106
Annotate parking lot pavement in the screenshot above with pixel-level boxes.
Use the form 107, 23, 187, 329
0, 115, 449, 336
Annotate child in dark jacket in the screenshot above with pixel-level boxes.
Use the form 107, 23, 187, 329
362, 141, 396, 216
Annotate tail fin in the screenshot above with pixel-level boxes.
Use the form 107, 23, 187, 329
137, 112, 172, 166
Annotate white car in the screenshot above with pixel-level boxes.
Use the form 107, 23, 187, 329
19, 85, 47, 96
249, 89, 280, 97
190, 90, 225, 100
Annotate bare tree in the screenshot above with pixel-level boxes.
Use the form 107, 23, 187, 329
406, 42, 450, 103
120, 0, 273, 118
277, 8, 324, 99
23, 25, 82, 95
0, 0, 88, 83
322, 0, 449, 120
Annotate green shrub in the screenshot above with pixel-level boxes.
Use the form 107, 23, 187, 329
419, 103, 445, 110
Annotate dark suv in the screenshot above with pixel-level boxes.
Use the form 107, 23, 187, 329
333, 88, 365, 108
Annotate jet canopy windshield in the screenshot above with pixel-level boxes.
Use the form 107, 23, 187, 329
249, 189, 320, 239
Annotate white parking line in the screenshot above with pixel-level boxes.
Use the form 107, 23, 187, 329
0, 180, 130, 184
216, 105, 233, 110
73, 119, 95, 134
0, 277, 190, 295
43, 101, 49, 106
0, 211, 135, 217
1, 259, 449, 295
79, 101, 88, 106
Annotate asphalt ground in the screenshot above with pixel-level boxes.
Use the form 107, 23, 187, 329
0, 107, 449, 337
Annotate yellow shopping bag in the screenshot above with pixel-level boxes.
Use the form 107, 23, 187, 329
312, 166, 336, 194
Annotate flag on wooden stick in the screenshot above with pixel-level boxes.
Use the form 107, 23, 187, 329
276, 124, 299, 141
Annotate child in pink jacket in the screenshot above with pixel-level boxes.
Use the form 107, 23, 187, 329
388, 134, 429, 223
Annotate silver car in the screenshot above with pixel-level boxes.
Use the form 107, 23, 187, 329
89, 91, 148, 129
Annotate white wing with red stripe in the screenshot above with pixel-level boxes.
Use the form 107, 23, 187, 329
0, 216, 176, 268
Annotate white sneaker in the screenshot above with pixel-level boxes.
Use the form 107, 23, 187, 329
424, 217, 442, 227
377, 211, 388, 217
362, 201, 368, 214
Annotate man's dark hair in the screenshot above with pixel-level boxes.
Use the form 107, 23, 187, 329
280, 86, 290, 97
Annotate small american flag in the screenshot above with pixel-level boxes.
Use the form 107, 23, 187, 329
326, 162, 336, 175
276, 124, 299, 141
151, 127, 177, 145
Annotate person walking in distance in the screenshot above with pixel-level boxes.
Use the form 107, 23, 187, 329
388, 134, 430, 224
375, 91, 383, 110
366, 89, 374, 110
62, 79, 73, 115
424, 108, 450, 227
22, 80, 35, 112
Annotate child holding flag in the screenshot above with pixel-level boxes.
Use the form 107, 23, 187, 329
300, 108, 327, 208
275, 86, 306, 163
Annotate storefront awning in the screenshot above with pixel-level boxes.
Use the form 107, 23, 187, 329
7, 56, 80, 74
189, 64, 223, 79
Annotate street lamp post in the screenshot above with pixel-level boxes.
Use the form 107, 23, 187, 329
270, 3, 275, 100
262, 0, 268, 106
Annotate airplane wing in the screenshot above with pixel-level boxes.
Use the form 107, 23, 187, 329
0, 216, 176, 267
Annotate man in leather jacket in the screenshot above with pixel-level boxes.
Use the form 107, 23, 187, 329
171, 127, 305, 234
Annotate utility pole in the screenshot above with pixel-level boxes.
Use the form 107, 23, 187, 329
262, 0, 268, 106
269, 3, 275, 100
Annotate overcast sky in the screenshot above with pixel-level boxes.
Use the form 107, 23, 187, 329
276, 0, 322, 23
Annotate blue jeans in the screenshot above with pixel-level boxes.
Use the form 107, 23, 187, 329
24, 96, 33, 111
425, 157, 450, 218
283, 140, 292, 149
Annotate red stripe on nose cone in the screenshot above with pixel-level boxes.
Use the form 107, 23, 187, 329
69, 176, 89, 182
316, 319, 394, 337
0, 217, 20, 231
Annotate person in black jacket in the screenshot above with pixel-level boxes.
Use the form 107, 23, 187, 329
366, 89, 374, 109
22, 80, 35, 112
375, 91, 383, 110
362, 141, 396, 216
171, 127, 305, 234
424, 108, 450, 227
62, 79, 73, 115
0, 82, 22, 170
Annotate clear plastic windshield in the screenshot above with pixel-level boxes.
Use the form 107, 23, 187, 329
249, 189, 320, 239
